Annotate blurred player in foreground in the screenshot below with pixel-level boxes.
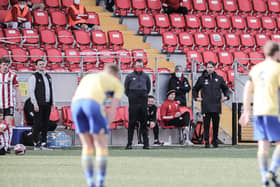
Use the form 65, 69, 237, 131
239, 41, 280, 187
0, 109, 10, 155
71, 64, 124, 187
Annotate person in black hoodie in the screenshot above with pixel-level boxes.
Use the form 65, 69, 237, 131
168, 65, 191, 106
124, 59, 151, 149
192, 61, 231, 148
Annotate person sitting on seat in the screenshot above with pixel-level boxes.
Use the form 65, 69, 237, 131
160, 89, 190, 127
4, 0, 32, 29
162, 0, 188, 15
10, 0, 45, 10
68, 0, 98, 31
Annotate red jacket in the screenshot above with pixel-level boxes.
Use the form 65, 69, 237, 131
162, 0, 181, 10
5, 4, 31, 22
68, 4, 88, 26
160, 99, 180, 122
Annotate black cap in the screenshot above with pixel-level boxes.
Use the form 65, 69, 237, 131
166, 89, 176, 97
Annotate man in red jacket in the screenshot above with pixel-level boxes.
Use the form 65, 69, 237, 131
162, 0, 188, 15
160, 90, 190, 127
4, 0, 32, 29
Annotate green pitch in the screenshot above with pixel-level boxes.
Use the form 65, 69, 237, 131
0, 145, 269, 187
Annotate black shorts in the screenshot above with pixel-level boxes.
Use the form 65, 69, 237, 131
3, 107, 14, 117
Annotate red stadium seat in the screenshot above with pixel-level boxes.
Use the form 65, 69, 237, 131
248, 51, 264, 66
11, 48, 28, 69
178, 32, 194, 53
233, 51, 249, 68
267, 0, 280, 14
223, 0, 238, 14
226, 69, 234, 88
147, 0, 162, 15
64, 48, 81, 69
0, 10, 8, 25
17, 66, 33, 72
45, 0, 60, 11
271, 34, 280, 42
57, 29, 74, 50
215, 69, 228, 82
0, 0, 9, 9
224, 33, 240, 49
185, 15, 201, 33
237, 0, 252, 14
0, 29, 3, 44
33, 10, 49, 29
138, 13, 155, 35
218, 51, 233, 68
0, 47, 9, 58
194, 32, 209, 49
115, 0, 130, 16
98, 49, 115, 66
246, 16, 261, 32
255, 34, 270, 48
209, 33, 224, 49
216, 16, 231, 33
201, 15, 216, 32
40, 29, 56, 49
240, 34, 256, 51
91, 30, 107, 50
154, 13, 170, 34
131, 49, 148, 65
22, 29, 39, 48
181, 0, 193, 11
61, 0, 73, 9
87, 12, 100, 26
186, 50, 202, 70
3, 28, 21, 48
193, 0, 207, 13
162, 32, 178, 53
252, 0, 267, 14
202, 51, 218, 65
73, 30, 91, 49
28, 48, 45, 68
52, 67, 69, 72
80, 49, 98, 69
50, 11, 67, 30
115, 49, 132, 67
208, 0, 222, 13
107, 30, 124, 50
46, 48, 63, 69
169, 14, 185, 34
261, 17, 276, 31
231, 16, 246, 33
131, 0, 146, 16
49, 106, 60, 123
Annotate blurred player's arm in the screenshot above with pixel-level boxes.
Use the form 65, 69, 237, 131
13, 75, 21, 111
239, 79, 254, 126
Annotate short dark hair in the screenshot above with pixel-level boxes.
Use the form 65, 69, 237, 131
135, 59, 144, 64
0, 56, 10, 64
148, 95, 154, 99
206, 61, 215, 67
35, 59, 44, 65
106, 64, 119, 74
264, 41, 279, 57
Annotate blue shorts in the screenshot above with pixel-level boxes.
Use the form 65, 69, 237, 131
71, 99, 108, 135
254, 116, 280, 141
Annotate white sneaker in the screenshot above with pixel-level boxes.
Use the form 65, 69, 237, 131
184, 139, 194, 146
40, 142, 52, 150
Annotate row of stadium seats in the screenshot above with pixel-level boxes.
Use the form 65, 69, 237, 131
0, 10, 100, 30
185, 50, 263, 70
115, 0, 280, 16
0, 0, 75, 10
138, 13, 280, 35
0, 47, 152, 71
60, 105, 193, 130
0, 28, 124, 50
161, 32, 279, 53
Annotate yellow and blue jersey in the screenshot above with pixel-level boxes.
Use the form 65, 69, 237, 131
72, 71, 124, 104
249, 59, 280, 116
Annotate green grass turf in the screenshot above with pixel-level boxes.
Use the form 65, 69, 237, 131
0, 145, 271, 187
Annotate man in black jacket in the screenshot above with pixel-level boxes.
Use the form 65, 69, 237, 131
147, 95, 161, 144
28, 59, 55, 150
192, 61, 231, 148
125, 59, 151, 149
168, 65, 191, 106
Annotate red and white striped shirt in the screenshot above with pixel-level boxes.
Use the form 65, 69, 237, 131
0, 121, 10, 151
0, 71, 19, 109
